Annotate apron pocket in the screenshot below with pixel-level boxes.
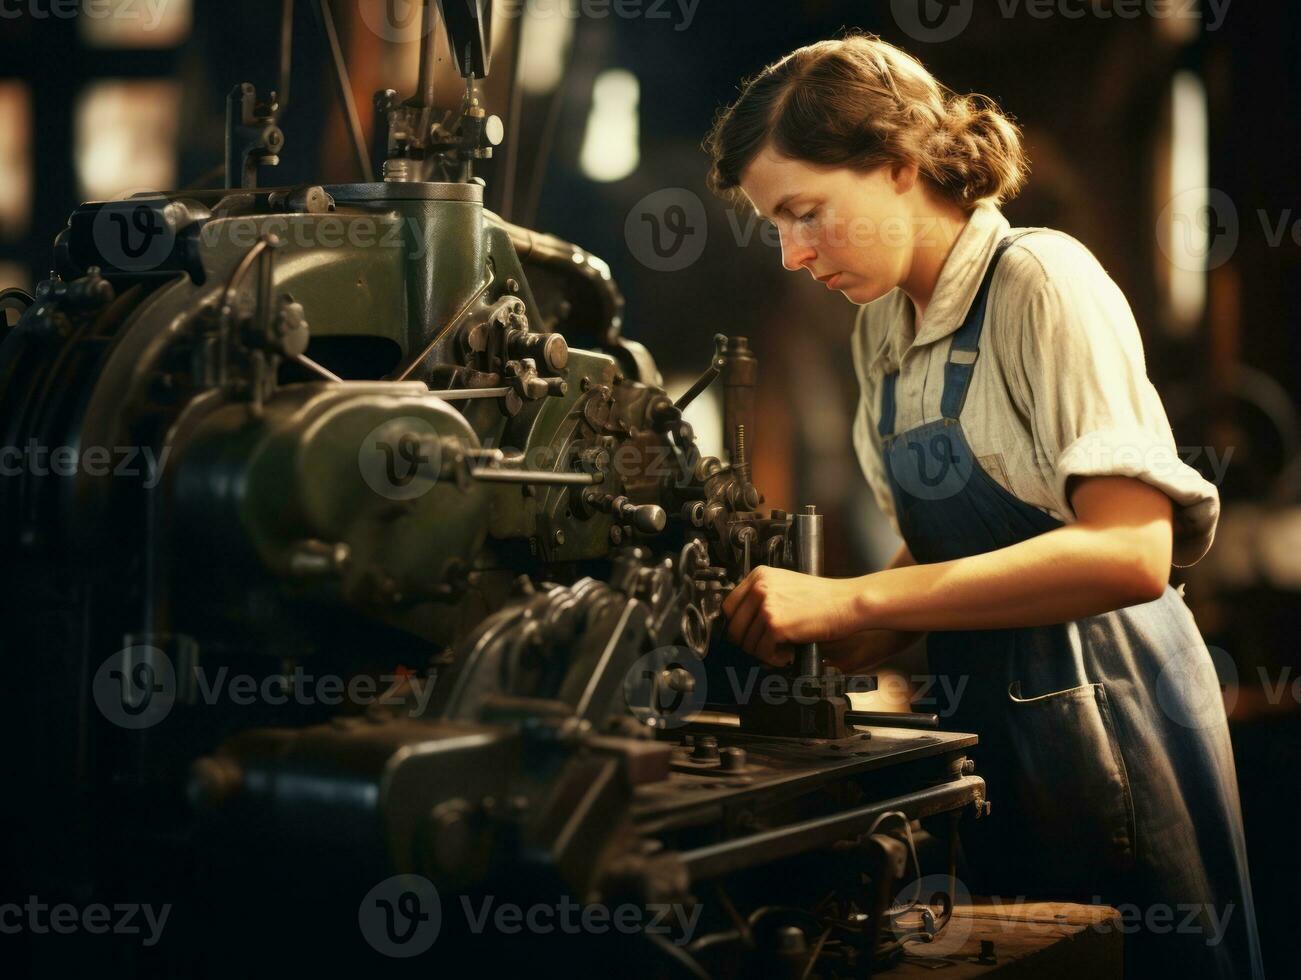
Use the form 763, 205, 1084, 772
1004, 680, 1138, 890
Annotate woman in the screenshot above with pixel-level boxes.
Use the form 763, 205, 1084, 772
706, 34, 1262, 979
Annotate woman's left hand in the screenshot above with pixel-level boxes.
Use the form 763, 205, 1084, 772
721, 566, 869, 667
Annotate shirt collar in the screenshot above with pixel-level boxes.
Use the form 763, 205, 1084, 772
911, 201, 1011, 348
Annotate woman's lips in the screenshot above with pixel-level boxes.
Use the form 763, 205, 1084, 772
819, 273, 843, 289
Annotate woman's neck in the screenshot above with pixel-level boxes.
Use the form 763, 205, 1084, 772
899, 198, 974, 323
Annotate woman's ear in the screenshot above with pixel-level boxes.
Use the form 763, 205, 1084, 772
889, 161, 920, 195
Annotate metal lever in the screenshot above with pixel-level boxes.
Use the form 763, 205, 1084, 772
674, 333, 727, 412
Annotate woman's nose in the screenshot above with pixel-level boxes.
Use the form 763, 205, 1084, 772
779, 228, 816, 272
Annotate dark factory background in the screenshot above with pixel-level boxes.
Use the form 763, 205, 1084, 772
0, 0, 1295, 973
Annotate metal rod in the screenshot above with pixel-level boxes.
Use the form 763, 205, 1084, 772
468, 469, 602, 486
845, 710, 940, 730
221, 236, 275, 331
416, 0, 439, 108
291, 353, 342, 383
675, 776, 984, 880
313, 0, 375, 182
427, 387, 509, 400
673, 364, 720, 412
393, 276, 493, 381
278, 0, 294, 111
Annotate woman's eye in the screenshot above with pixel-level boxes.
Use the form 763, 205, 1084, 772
796, 209, 820, 225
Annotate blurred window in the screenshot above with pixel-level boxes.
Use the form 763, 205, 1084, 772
75, 79, 181, 201
579, 69, 639, 183
1161, 70, 1211, 335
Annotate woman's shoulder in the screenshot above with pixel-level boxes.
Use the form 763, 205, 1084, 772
988, 224, 1143, 362
994, 225, 1120, 300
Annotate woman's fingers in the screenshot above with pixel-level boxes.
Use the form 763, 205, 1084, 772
721, 569, 758, 620
725, 577, 763, 645
741, 603, 768, 655
753, 627, 780, 666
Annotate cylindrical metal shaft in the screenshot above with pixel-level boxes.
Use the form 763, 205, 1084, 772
792, 505, 823, 678
721, 336, 757, 472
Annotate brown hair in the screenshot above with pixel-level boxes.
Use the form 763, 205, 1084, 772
704, 34, 1028, 210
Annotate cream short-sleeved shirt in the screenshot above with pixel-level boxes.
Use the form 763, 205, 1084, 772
850, 201, 1219, 567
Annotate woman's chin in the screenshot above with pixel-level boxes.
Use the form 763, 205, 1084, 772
840, 279, 887, 305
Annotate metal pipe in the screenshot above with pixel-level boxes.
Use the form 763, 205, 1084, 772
416, 0, 439, 108
792, 505, 823, 678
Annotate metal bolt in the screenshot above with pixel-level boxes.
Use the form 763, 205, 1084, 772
719, 746, 747, 771
691, 735, 719, 762
553, 529, 565, 546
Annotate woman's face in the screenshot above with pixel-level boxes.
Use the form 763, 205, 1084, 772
738, 145, 919, 305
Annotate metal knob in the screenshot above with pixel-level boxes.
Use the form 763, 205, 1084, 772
691, 735, 719, 762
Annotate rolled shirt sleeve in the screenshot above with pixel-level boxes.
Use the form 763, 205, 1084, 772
1004, 239, 1220, 566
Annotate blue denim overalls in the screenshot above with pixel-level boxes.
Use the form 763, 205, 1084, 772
879, 235, 1264, 978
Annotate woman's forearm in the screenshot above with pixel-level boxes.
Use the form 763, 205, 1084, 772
822, 542, 923, 672
856, 520, 1170, 633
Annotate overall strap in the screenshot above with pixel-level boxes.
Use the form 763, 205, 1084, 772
940, 235, 1021, 420
877, 372, 897, 439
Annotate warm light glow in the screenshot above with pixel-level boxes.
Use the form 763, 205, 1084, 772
79, 0, 192, 48
75, 80, 182, 201
518, 5, 574, 95
0, 83, 32, 239
0, 262, 30, 294
1167, 70, 1210, 333
579, 69, 639, 183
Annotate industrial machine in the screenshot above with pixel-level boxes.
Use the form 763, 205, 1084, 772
0, 3, 986, 976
